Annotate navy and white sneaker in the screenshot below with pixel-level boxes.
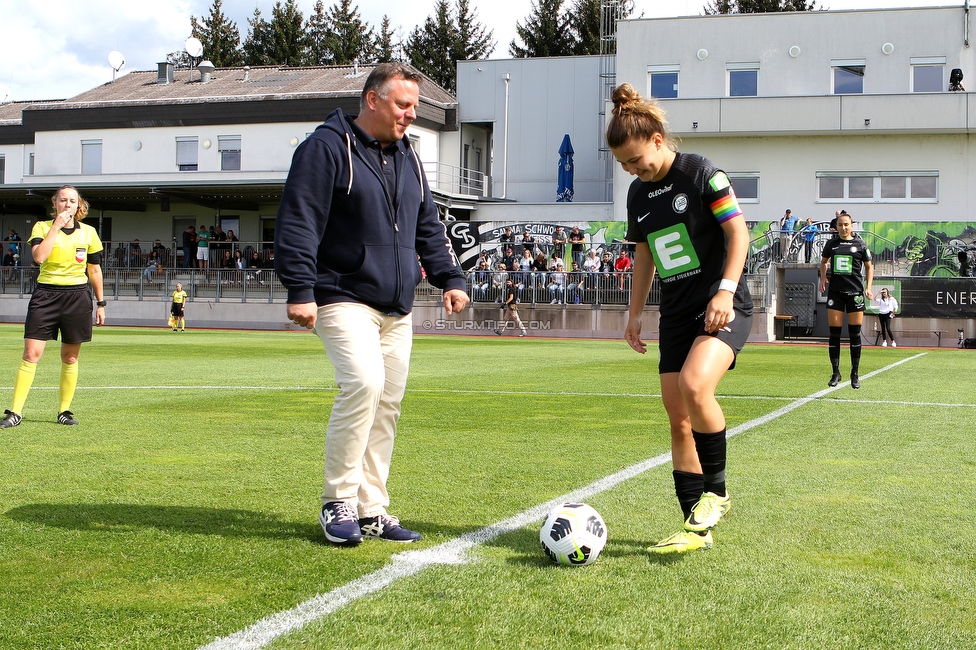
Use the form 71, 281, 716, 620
319, 501, 363, 545
359, 514, 422, 543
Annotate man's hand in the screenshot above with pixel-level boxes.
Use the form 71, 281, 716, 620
287, 302, 318, 329
444, 289, 469, 315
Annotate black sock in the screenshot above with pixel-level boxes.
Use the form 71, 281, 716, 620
849, 324, 862, 373
692, 429, 727, 497
829, 326, 842, 373
673, 470, 705, 520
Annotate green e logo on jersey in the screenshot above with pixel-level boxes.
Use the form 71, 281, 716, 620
832, 255, 854, 275
647, 223, 700, 279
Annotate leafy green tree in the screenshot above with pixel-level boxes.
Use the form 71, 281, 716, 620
242, 7, 273, 65
327, 0, 374, 65
305, 0, 334, 65
190, 0, 243, 67
265, 0, 306, 66
509, 0, 574, 58
704, 0, 817, 14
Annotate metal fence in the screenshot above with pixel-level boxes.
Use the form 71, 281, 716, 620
0, 267, 286, 303
100, 240, 275, 271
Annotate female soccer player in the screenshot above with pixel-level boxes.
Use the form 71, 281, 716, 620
819, 212, 874, 388
607, 83, 753, 555
171, 282, 188, 332
0, 185, 105, 429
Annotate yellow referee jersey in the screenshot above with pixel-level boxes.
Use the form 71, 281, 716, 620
172, 290, 188, 305
30, 220, 103, 286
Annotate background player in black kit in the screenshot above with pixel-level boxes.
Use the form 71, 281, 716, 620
819, 212, 873, 388
607, 83, 753, 555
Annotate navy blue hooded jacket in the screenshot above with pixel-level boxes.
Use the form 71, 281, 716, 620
274, 108, 465, 315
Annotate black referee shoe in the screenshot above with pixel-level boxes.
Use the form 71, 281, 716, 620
0, 409, 22, 429
57, 410, 79, 426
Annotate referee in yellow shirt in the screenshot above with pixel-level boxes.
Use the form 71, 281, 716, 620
171, 283, 187, 332
1, 185, 106, 429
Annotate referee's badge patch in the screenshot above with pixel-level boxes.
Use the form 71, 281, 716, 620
75, 248, 86, 263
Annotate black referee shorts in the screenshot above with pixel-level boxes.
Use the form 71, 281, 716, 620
171, 302, 185, 317
24, 284, 94, 344
658, 306, 752, 374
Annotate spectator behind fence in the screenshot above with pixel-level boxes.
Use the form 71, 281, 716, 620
182, 225, 197, 268
569, 226, 585, 266
548, 262, 566, 303
779, 209, 797, 262
567, 260, 585, 304
520, 229, 535, 256
614, 249, 632, 290
800, 218, 818, 263
552, 226, 567, 259
470, 260, 491, 300
248, 251, 266, 283
4, 229, 21, 255
196, 225, 211, 269
143, 251, 162, 282
501, 247, 517, 270
583, 249, 601, 288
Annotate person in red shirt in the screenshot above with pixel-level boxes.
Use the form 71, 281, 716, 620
614, 249, 632, 290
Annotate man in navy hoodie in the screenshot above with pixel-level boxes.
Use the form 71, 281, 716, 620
275, 63, 469, 545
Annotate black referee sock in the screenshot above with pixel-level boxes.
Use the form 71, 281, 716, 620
692, 429, 728, 497
829, 326, 842, 374
673, 470, 705, 520
849, 324, 862, 373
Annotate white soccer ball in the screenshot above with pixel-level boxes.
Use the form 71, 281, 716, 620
540, 502, 608, 567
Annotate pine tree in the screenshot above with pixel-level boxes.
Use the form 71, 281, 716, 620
704, 0, 817, 14
567, 0, 601, 55
190, 0, 243, 67
327, 0, 374, 65
455, 0, 494, 61
305, 0, 334, 65
408, 0, 455, 90
407, 0, 494, 93
509, 0, 575, 58
375, 16, 401, 63
266, 0, 306, 66
242, 7, 273, 65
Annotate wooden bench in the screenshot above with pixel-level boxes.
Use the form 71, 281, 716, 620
875, 329, 947, 347
774, 314, 798, 341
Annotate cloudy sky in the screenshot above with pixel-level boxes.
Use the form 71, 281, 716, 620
0, 0, 953, 102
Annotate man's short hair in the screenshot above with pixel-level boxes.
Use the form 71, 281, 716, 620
360, 63, 423, 112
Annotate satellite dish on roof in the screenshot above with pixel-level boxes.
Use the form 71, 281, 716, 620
108, 51, 125, 81
108, 51, 125, 71
184, 37, 204, 59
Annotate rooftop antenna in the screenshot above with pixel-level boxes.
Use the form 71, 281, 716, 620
184, 36, 204, 79
108, 51, 126, 82
0, 85, 10, 104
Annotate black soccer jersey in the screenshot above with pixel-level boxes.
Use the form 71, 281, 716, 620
625, 152, 752, 322
821, 235, 872, 294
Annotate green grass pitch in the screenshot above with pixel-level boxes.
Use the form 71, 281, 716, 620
0, 325, 973, 649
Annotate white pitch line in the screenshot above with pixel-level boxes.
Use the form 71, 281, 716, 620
197, 353, 927, 650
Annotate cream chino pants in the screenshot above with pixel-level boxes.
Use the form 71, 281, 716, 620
315, 302, 412, 518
